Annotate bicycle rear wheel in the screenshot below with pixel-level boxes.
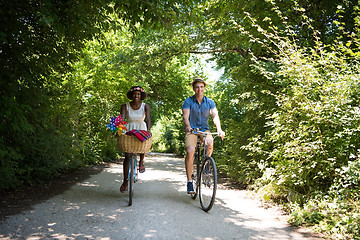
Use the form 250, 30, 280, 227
191, 151, 200, 199
128, 155, 136, 206
199, 156, 217, 212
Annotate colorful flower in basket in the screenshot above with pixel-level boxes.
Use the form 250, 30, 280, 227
116, 122, 128, 134
114, 114, 122, 125
107, 114, 128, 134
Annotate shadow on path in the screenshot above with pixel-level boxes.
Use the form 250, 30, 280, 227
0, 164, 108, 222
0, 153, 325, 240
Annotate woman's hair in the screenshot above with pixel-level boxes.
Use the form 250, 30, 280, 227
126, 86, 147, 100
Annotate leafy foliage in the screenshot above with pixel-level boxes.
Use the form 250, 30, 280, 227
226, 2, 360, 238
187, 1, 360, 238
0, 0, 196, 189
1, 0, 360, 239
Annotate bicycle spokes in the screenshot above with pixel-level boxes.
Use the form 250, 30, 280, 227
199, 157, 217, 212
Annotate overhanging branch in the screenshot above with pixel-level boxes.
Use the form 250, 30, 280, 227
164, 48, 249, 59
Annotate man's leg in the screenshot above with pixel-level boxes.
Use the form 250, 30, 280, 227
205, 134, 214, 157
184, 133, 197, 194
185, 146, 195, 181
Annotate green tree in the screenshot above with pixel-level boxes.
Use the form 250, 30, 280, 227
0, 0, 197, 189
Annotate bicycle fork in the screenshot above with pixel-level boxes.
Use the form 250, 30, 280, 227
128, 154, 138, 182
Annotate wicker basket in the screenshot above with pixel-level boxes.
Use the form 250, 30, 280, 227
117, 134, 152, 154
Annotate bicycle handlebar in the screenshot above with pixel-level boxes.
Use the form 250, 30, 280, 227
191, 128, 222, 137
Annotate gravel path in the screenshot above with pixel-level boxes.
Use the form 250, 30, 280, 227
0, 153, 324, 240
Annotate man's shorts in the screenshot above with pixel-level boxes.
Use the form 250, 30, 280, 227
185, 130, 211, 148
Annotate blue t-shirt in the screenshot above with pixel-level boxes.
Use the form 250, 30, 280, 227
182, 95, 216, 131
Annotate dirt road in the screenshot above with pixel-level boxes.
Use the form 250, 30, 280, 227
0, 153, 324, 240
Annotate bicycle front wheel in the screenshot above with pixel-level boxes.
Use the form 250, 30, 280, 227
128, 155, 136, 206
199, 156, 217, 212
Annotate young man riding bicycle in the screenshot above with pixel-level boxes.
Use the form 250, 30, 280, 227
182, 77, 225, 194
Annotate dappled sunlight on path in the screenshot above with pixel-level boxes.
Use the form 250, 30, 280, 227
0, 153, 323, 240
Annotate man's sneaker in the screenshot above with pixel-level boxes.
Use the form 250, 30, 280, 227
187, 182, 195, 194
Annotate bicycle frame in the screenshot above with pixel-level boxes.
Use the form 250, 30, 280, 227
194, 130, 219, 158
128, 154, 138, 181
128, 153, 138, 206
191, 137, 202, 197
191, 130, 219, 212
193, 131, 213, 185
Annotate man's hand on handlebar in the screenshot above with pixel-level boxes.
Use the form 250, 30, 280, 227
185, 127, 193, 134
188, 128, 225, 140
218, 130, 225, 140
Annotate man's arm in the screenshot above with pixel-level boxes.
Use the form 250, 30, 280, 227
210, 108, 225, 139
182, 108, 192, 134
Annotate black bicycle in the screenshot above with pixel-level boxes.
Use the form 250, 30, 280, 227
127, 154, 138, 206
117, 134, 152, 206
190, 129, 219, 212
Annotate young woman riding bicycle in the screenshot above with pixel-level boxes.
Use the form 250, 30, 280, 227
119, 86, 151, 193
